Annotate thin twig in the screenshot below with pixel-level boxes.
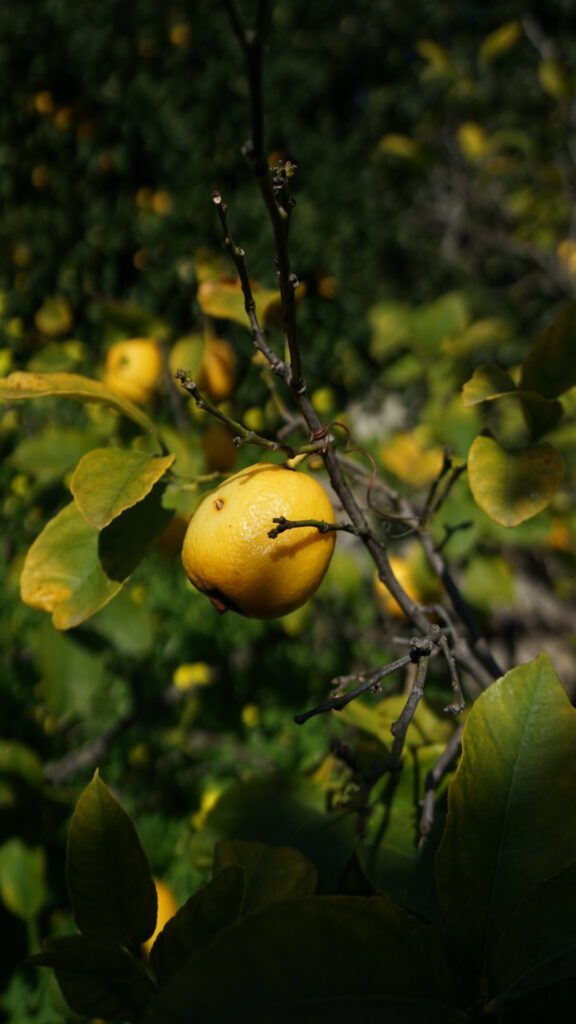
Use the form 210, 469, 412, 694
268, 516, 368, 540
294, 655, 413, 725
419, 723, 464, 841
388, 638, 434, 770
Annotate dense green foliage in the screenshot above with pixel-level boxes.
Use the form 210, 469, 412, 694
1, 2, 576, 1022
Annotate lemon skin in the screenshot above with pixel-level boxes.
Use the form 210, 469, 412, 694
104, 338, 163, 405
181, 463, 336, 619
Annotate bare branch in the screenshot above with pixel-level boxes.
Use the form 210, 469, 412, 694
268, 516, 368, 540
419, 723, 464, 840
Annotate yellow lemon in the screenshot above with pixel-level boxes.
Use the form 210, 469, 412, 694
196, 337, 236, 402
142, 879, 179, 956
181, 463, 336, 618
104, 338, 163, 404
374, 556, 423, 620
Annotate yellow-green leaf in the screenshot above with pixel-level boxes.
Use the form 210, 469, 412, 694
478, 21, 521, 66
0, 371, 159, 438
416, 39, 453, 77
20, 503, 123, 629
461, 365, 516, 406
339, 695, 453, 750
378, 134, 420, 160
468, 435, 564, 526
197, 278, 280, 330
34, 296, 73, 337
538, 60, 570, 99
71, 449, 175, 530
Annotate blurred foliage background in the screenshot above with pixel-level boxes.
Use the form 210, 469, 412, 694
1, 1, 576, 1020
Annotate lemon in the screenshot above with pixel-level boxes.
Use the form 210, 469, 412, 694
142, 879, 179, 956
196, 337, 236, 402
374, 556, 422, 620
181, 462, 336, 618
104, 338, 163, 405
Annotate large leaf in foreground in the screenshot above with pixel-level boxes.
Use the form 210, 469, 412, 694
213, 839, 317, 914
20, 503, 123, 629
468, 435, 564, 525
435, 656, 576, 973
71, 448, 175, 529
0, 371, 159, 437
492, 859, 576, 1002
145, 896, 464, 1024
67, 771, 157, 945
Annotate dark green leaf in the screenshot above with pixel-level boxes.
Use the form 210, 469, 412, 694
144, 896, 463, 1024
150, 865, 245, 985
213, 839, 317, 913
492, 859, 576, 1000
67, 770, 157, 945
98, 484, 173, 580
435, 656, 576, 973
521, 301, 576, 399
29, 935, 155, 1022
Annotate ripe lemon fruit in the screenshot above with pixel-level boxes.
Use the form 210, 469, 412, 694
196, 337, 236, 402
142, 879, 179, 956
104, 338, 163, 405
374, 556, 423, 620
181, 462, 336, 618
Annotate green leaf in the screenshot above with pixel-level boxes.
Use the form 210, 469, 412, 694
197, 278, 280, 329
150, 865, 245, 985
98, 483, 173, 580
0, 741, 44, 788
521, 301, 576, 399
29, 935, 155, 1022
0, 839, 47, 920
20, 503, 124, 629
9, 427, 101, 486
0, 371, 160, 438
492, 859, 576, 1001
462, 365, 563, 438
87, 587, 155, 657
468, 435, 564, 526
435, 656, 576, 973
66, 770, 157, 945
213, 840, 317, 914
461, 364, 517, 406
478, 21, 521, 65
413, 292, 469, 354
359, 745, 450, 912
339, 696, 453, 750
203, 778, 357, 893
368, 300, 413, 360
71, 448, 175, 530
144, 896, 463, 1024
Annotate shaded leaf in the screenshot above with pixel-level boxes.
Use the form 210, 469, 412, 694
0, 839, 47, 920
204, 778, 357, 893
435, 656, 576, 973
20, 502, 123, 629
150, 865, 245, 985
29, 935, 155, 1022
144, 896, 463, 1024
468, 435, 564, 526
0, 741, 44, 788
87, 587, 155, 657
67, 770, 157, 945
71, 448, 175, 530
98, 483, 173, 580
213, 839, 317, 914
492, 860, 576, 1000
0, 371, 159, 437
521, 301, 576, 399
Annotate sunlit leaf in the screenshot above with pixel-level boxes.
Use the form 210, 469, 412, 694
0, 371, 159, 437
478, 21, 521, 66
67, 771, 157, 945
461, 365, 516, 406
538, 60, 570, 99
71, 448, 175, 530
416, 40, 453, 78
197, 278, 280, 329
435, 656, 576, 973
20, 503, 124, 629
144, 895, 462, 1024
339, 696, 453, 750
467, 435, 564, 526
0, 741, 43, 788
379, 134, 420, 160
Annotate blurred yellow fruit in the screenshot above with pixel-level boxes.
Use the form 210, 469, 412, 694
243, 406, 265, 432
202, 423, 238, 472
151, 190, 173, 215
196, 337, 236, 403
34, 91, 54, 114
374, 556, 423, 620
34, 296, 73, 337
241, 703, 261, 728
170, 23, 191, 47
142, 880, 179, 956
173, 662, 212, 691
181, 463, 336, 618
104, 338, 163, 404
311, 386, 336, 417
